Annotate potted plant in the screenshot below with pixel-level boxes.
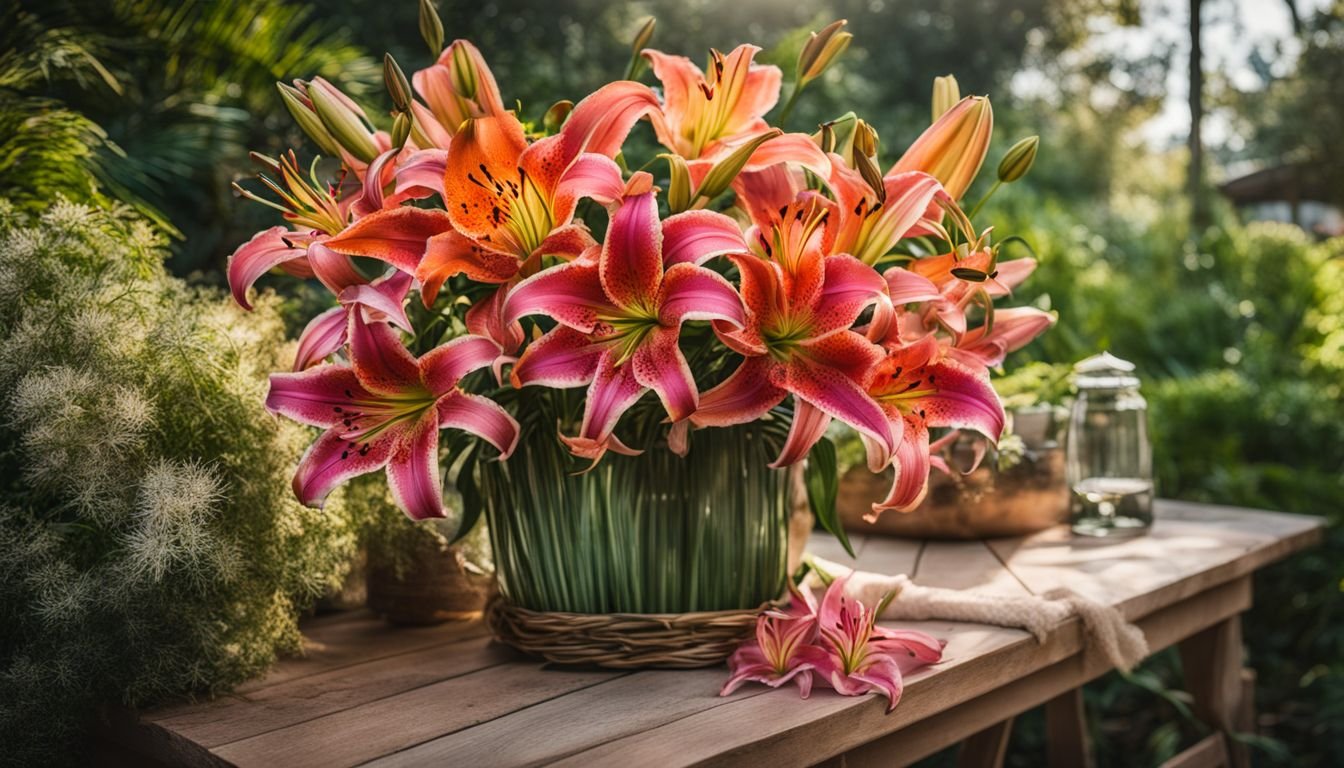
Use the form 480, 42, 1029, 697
224, 12, 1052, 667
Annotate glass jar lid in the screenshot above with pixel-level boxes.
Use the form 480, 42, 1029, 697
1073, 351, 1140, 390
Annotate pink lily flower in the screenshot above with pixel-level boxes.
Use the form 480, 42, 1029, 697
503, 187, 748, 462
948, 306, 1057, 368
229, 151, 459, 310
266, 312, 519, 520
864, 335, 1005, 518
798, 575, 944, 712
644, 44, 782, 160
292, 270, 414, 370
827, 160, 969, 266
721, 580, 821, 697
690, 198, 895, 468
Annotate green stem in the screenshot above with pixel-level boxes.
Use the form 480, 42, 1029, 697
965, 179, 1003, 221
777, 80, 804, 129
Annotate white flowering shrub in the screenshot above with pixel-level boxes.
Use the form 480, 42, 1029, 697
0, 199, 358, 765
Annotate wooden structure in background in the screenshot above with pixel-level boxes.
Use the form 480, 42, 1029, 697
100, 501, 1321, 767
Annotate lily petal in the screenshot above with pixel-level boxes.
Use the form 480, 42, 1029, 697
437, 390, 520, 459
419, 334, 501, 394
324, 206, 457, 273
811, 255, 887, 337
465, 284, 526, 355
691, 356, 787, 428
870, 413, 932, 518
657, 263, 745, 327
772, 399, 833, 468
384, 409, 447, 520
266, 365, 368, 427
504, 259, 612, 332
783, 336, 891, 455
600, 190, 663, 312
293, 306, 348, 371
418, 229, 519, 305
228, 226, 306, 310
443, 112, 530, 239
347, 311, 421, 395
292, 428, 394, 509
660, 210, 750, 266
629, 325, 698, 422
510, 325, 602, 388
575, 351, 645, 450
556, 153, 626, 208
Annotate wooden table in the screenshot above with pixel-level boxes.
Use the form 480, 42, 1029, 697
101, 501, 1322, 768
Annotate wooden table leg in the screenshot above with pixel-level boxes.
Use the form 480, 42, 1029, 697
1045, 687, 1094, 768
957, 717, 1014, 768
1178, 614, 1251, 768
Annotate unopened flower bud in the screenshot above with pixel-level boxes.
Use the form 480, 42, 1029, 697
391, 112, 412, 149
852, 119, 879, 158
449, 41, 480, 100
931, 75, 960, 122
631, 17, 656, 55
892, 95, 993, 200
798, 20, 851, 86
383, 54, 413, 114
542, 100, 573, 135
307, 79, 380, 163
419, 0, 444, 56
697, 129, 780, 202
277, 82, 341, 157
663, 153, 693, 213
997, 135, 1039, 183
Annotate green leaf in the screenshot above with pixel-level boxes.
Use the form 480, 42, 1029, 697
804, 437, 854, 558
449, 445, 483, 544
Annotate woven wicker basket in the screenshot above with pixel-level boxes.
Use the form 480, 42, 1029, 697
486, 597, 768, 669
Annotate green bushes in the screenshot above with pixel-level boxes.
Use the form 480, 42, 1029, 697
0, 200, 357, 765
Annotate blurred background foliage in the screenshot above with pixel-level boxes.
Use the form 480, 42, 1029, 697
2, 0, 1342, 764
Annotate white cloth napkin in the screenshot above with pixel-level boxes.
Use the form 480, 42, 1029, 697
807, 554, 1150, 672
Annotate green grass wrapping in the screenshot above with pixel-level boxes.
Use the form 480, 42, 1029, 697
477, 392, 792, 614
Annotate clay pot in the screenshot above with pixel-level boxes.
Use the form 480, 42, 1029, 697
839, 443, 1069, 540
367, 545, 493, 625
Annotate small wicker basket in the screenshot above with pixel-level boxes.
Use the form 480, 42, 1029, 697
486, 597, 767, 669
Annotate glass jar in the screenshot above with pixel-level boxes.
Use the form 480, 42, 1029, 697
1065, 352, 1154, 536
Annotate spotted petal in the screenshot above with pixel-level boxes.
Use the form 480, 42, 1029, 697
385, 409, 447, 520
292, 428, 395, 510
325, 207, 457, 273
437, 391, 520, 459
660, 210, 750, 266
228, 226, 307, 310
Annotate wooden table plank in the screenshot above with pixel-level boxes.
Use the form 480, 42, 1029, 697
913, 540, 1031, 596
153, 635, 512, 748
214, 662, 624, 768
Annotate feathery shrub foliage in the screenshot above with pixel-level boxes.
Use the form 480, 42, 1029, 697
0, 199, 357, 765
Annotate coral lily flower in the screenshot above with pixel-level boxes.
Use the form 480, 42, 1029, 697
691, 199, 895, 468
504, 188, 747, 462
413, 81, 660, 304
864, 335, 1004, 518
799, 575, 944, 712
266, 313, 519, 520
949, 306, 1056, 369
644, 44, 782, 160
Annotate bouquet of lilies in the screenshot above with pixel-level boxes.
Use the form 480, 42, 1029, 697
227, 10, 1054, 545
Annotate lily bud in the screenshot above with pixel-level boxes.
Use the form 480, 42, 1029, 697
391, 112, 412, 149
892, 95, 993, 200
419, 0, 444, 56
997, 135, 1039, 183
449, 41, 479, 100
812, 112, 858, 158
662, 153, 693, 213
277, 82, 342, 157
798, 20, 852, 86
852, 119, 879, 158
542, 100, 573, 135
384, 54, 413, 114
632, 17, 656, 55
931, 75, 960, 122
307, 79, 380, 163
697, 129, 781, 202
